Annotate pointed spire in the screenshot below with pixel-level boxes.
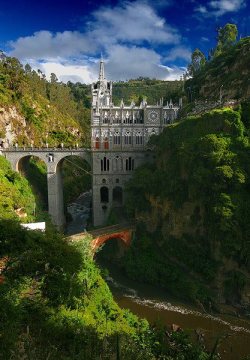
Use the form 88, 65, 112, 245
99, 56, 105, 81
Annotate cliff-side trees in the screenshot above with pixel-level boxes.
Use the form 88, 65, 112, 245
187, 48, 206, 77
213, 23, 238, 57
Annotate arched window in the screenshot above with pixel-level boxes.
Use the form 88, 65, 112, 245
104, 137, 109, 149
103, 111, 109, 124
113, 186, 123, 206
101, 157, 110, 172
100, 186, 109, 203
113, 156, 122, 172
125, 111, 129, 124
135, 131, 143, 145
126, 157, 134, 171
124, 131, 132, 145
114, 111, 120, 124
95, 136, 100, 149
113, 132, 121, 145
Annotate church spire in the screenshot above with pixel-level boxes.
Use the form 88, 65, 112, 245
99, 56, 105, 81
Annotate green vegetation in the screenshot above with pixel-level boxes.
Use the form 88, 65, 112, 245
0, 155, 216, 359
61, 156, 91, 204
0, 156, 36, 222
124, 107, 250, 307
112, 78, 183, 105
212, 23, 238, 58
187, 49, 206, 77
185, 31, 250, 101
0, 219, 215, 359
67, 77, 183, 107
20, 156, 48, 209
0, 54, 90, 147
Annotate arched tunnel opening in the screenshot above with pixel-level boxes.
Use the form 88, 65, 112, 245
95, 237, 129, 263
17, 156, 48, 220
57, 155, 92, 234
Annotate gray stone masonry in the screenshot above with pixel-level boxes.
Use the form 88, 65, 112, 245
91, 60, 181, 226
2, 148, 91, 228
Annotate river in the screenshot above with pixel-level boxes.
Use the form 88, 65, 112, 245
66, 195, 250, 360
99, 259, 250, 360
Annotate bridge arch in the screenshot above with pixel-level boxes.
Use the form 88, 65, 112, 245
53, 154, 92, 229
2, 149, 92, 228
91, 229, 133, 251
54, 152, 92, 173
13, 155, 49, 216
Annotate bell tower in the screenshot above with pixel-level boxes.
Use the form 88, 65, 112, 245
91, 59, 112, 112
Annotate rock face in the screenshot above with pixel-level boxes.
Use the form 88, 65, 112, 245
0, 103, 82, 148
0, 106, 26, 146
186, 37, 250, 102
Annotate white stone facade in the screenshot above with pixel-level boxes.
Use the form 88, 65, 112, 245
91, 60, 181, 226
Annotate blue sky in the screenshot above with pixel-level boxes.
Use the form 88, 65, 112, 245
1, 0, 249, 83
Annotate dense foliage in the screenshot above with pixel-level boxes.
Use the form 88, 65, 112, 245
0, 220, 214, 359
61, 156, 91, 205
0, 156, 36, 222
112, 78, 183, 105
124, 107, 250, 307
0, 54, 90, 147
185, 36, 250, 101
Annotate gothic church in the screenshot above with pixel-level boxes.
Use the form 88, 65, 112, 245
91, 60, 181, 226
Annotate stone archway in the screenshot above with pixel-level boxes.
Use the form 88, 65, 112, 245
15, 155, 48, 215
3, 149, 92, 228
92, 229, 133, 251
55, 155, 92, 230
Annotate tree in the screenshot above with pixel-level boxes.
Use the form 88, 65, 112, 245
214, 23, 238, 57
187, 48, 206, 77
50, 72, 58, 84
24, 63, 32, 74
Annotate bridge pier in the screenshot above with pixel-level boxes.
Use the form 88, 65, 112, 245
47, 170, 65, 229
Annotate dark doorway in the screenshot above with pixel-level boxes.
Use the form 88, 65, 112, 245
100, 186, 109, 203
112, 186, 123, 206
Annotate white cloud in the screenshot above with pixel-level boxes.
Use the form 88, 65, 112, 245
164, 46, 191, 62
9, 1, 180, 61
8, 0, 186, 83
164, 66, 187, 80
195, 0, 245, 17
39, 62, 96, 83
9, 30, 96, 60
105, 45, 170, 80
90, 1, 179, 45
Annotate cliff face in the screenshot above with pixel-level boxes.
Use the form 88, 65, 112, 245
0, 102, 82, 148
125, 108, 250, 307
186, 37, 250, 102
0, 54, 89, 147
0, 106, 25, 146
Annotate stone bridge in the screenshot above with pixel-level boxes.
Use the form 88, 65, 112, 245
67, 223, 135, 251
1, 148, 91, 227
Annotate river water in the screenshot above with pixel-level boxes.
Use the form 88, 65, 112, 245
100, 260, 250, 360
66, 195, 250, 360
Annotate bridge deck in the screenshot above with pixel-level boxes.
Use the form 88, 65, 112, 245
67, 223, 135, 242
1, 147, 90, 153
